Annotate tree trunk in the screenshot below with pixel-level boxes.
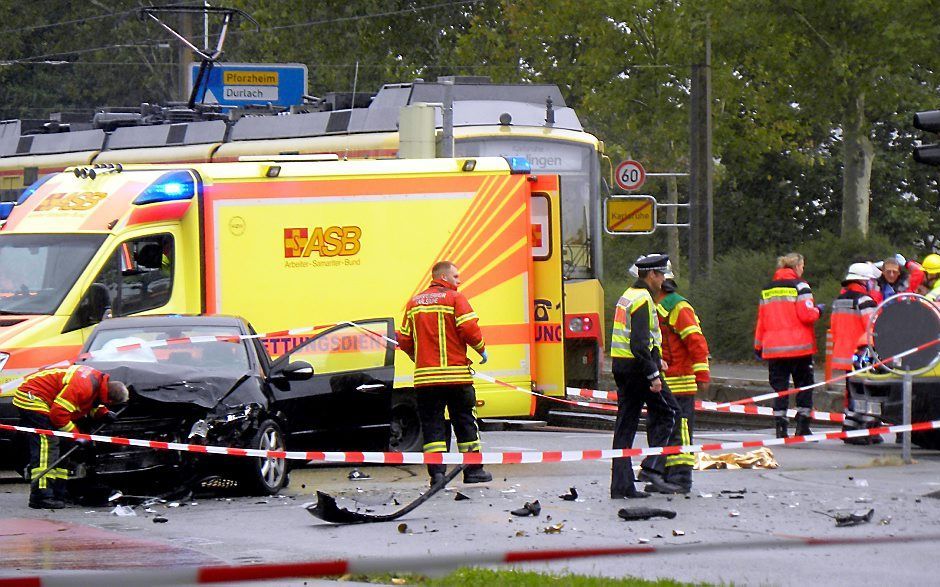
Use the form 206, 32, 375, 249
841, 94, 873, 237
666, 174, 680, 277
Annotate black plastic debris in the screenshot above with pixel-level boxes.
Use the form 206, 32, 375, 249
454, 492, 470, 501
559, 487, 578, 501
834, 508, 874, 527
617, 507, 677, 521
152, 516, 168, 524
348, 469, 371, 481
511, 500, 542, 517
721, 489, 746, 494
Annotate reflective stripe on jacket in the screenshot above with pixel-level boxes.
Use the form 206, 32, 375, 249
397, 279, 485, 387
754, 267, 820, 359
611, 281, 661, 379
829, 284, 876, 371
657, 293, 710, 394
12, 365, 111, 432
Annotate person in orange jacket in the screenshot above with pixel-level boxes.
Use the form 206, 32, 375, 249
754, 252, 822, 438
830, 263, 880, 373
397, 260, 492, 486
653, 273, 710, 493
13, 365, 129, 509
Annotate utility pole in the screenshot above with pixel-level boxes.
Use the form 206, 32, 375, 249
178, 11, 194, 102
688, 13, 713, 283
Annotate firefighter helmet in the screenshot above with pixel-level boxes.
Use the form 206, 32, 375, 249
922, 253, 940, 275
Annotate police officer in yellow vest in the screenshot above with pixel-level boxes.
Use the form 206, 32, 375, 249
610, 254, 683, 498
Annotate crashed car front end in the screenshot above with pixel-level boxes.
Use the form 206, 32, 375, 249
74, 363, 272, 484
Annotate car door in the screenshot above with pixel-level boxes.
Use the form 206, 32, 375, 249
266, 318, 396, 441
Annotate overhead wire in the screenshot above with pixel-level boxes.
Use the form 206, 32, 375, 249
5, 0, 485, 64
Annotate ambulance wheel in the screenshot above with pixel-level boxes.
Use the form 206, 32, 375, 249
388, 393, 422, 453
241, 420, 289, 495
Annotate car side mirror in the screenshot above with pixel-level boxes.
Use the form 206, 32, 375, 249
279, 360, 314, 382
64, 283, 112, 332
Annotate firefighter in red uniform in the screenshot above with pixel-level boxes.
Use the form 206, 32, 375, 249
754, 252, 822, 438
654, 272, 710, 493
831, 262, 883, 444
13, 365, 129, 509
397, 261, 492, 486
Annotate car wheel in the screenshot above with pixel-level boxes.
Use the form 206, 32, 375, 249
241, 419, 289, 495
388, 396, 422, 453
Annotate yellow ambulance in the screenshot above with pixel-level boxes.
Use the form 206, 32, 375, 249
0, 156, 565, 449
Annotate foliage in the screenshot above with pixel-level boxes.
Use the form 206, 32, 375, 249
343, 568, 712, 586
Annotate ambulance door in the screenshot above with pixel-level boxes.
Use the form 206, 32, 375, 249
267, 318, 396, 444
531, 184, 565, 398
63, 232, 178, 339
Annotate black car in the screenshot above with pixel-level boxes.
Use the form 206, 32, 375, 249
63, 314, 419, 494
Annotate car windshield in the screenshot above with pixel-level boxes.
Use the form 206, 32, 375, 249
86, 325, 250, 373
0, 234, 106, 315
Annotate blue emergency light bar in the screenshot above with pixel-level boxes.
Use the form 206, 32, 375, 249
505, 156, 532, 174
134, 171, 197, 205
16, 174, 54, 206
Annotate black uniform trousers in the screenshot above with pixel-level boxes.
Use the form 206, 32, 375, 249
611, 363, 681, 496
19, 409, 69, 502
416, 384, 483, 478
769, 357, 814, 416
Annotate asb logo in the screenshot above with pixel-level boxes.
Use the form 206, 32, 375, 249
284, 226, 362, 258
35, 191, 107, 212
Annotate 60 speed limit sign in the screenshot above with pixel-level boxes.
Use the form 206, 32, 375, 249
615, 160, 646, 191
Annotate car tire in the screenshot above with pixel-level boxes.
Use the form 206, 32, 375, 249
241, 419, 289, 495
388, 392, 422, 453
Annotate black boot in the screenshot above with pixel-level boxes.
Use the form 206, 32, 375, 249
463, 465, 492, 484
775, 417, 789, 439
795, 414, 812, 436
29, 491, 66, 510
427, 464, 446, 487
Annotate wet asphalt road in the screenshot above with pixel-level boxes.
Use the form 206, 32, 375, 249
2, 425, 940, 586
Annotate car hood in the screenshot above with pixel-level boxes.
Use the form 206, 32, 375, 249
90, 362, 267, 410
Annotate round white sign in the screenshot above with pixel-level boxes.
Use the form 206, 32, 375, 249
615, 160, 646, 191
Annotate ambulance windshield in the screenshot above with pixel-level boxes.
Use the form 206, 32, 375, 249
0, 234, 106, 315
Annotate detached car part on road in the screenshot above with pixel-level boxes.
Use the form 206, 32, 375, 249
57, 314, 413, 495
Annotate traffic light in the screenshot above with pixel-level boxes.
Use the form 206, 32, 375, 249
913, 110, 940, 165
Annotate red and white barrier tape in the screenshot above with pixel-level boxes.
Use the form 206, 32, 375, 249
75, 322, 340, 361
564, 388, 846, 423
716, 336, 940, 408
0, 417, 928, 466
3, 533, 939, 586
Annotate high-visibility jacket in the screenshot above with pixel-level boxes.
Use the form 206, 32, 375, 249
12, 365, 112, 432
611, 281, 662, 380
754, 267, 820, 359
657, 293, 710, 395
397, 279, 485, 387
829, 283, 876, 371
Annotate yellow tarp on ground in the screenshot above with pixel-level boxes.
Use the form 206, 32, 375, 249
695, 447, 778, 470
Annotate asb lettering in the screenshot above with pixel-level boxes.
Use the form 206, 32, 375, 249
283, 226, 362, 258
35, 192, 107, 212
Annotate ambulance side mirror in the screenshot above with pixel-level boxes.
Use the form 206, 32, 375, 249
63, 284, 113, 333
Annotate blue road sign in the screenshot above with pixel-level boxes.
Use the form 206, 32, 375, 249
190, 62, 308, 108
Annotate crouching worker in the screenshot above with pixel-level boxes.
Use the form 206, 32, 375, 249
13, 365, 128, 509
397, 261, 492, 487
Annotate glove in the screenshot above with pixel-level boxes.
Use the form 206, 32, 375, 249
479, 350, 489, 364
103, 411, 119, 424
816, 303, 826, 314
895, 253, 906, 266
754, 349, 763, 361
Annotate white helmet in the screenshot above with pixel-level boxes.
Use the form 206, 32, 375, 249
844, 262, 881, 282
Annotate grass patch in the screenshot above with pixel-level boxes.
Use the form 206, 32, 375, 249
339, 568, 714, 586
